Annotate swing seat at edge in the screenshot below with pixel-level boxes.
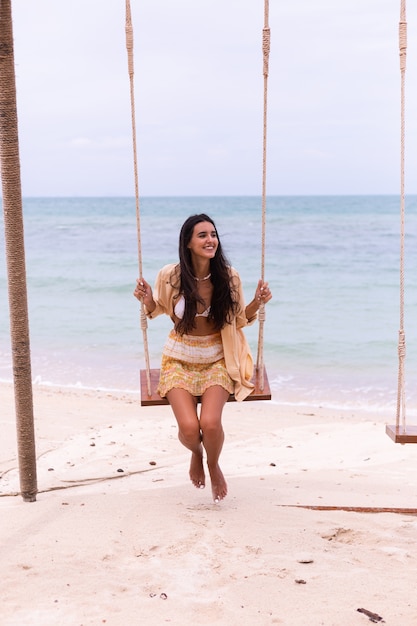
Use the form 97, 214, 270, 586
140, 366, 271, 406
385, 424, 417, 444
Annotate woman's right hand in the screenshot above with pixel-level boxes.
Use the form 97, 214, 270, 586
133, 278, 155, 310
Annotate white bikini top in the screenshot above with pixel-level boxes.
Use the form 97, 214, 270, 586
174, 295, 211, 319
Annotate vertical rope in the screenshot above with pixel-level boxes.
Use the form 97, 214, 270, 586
0, 0, 37, 501
256, 0, 270, 389
396, 1, 407, 432
125, 0, 152, 396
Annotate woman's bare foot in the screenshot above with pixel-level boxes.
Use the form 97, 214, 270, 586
189, 449, 205, 489
208, 463, 227, 503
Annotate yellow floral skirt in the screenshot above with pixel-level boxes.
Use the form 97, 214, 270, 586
157, 330, 234, 398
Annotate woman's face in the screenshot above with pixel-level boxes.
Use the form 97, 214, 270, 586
187, 221, 218, 261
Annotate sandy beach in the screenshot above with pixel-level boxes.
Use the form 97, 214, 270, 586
1, 381, 417, 625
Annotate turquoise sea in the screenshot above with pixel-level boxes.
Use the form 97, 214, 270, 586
1, 195, 417, 414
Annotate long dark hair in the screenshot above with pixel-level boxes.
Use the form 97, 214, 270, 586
174, 214, 239, 334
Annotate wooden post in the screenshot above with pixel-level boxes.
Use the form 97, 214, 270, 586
0, 0, 38, 501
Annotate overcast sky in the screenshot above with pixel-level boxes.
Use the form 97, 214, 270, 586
9, 0, 417, 196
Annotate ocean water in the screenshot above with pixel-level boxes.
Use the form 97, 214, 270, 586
1, 195, 417, 413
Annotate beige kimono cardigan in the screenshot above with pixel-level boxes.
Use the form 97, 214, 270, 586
144, 263, 256, 401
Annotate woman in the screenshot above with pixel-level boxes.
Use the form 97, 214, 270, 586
134, 214, 272, 503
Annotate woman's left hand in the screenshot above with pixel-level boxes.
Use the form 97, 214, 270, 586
255, 279, 272, 305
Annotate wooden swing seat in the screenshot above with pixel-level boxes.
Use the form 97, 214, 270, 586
140, 366, 271, 406
385, 424, 417, 444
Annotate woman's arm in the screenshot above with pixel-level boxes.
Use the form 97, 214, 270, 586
245, 279, 272, 321
133, 263, 179, 319
134, 278, 156, 312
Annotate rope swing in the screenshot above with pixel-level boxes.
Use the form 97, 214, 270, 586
125, 0, 271, 406
125, 0, 152, 397
386, 0, 417, 443
255, 0, 271, 391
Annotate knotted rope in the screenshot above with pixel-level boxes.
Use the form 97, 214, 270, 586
396, 1, 407, 432
125, 0, 152, 395
256, 0, 270, 390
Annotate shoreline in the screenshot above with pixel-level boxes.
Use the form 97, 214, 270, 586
1, 365, 414, 417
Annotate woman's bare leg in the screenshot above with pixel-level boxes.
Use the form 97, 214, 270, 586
200, 385, 230, 503
166, 388, 205, 489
